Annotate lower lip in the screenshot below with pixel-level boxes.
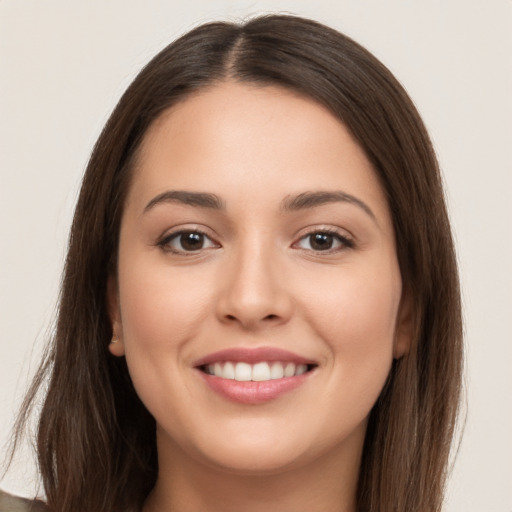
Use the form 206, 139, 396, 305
197, 370, 312, 405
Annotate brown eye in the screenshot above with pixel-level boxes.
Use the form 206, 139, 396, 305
309, 233, 335, 250
179, 232, 205, 251
296, 231, 353, 252
162, 231, 217, 253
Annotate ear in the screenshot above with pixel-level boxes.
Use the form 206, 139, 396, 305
107, 274, 125, 357
393, 288, 413, 360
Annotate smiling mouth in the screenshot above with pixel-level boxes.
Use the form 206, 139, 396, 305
199, 361, 317, 382
194, 347, 318, 403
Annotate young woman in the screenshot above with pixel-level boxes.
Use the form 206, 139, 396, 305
4, 14, 463, 512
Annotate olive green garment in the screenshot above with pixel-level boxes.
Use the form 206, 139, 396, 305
0, 490, 47, 511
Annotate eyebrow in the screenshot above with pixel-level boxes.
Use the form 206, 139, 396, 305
143, 189, 376, 222
144, 190, 225, 212
281, 191, 376, 220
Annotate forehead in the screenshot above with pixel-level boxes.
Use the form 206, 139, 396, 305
126, 81, 390, 223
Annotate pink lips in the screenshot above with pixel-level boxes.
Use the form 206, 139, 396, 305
194, 346, 315, 367
194, 347, 316, 405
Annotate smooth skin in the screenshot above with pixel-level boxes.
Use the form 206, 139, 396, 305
109, 82, 411, 512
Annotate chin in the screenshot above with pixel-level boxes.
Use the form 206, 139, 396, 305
199, 443, 310, 476
176, 416, 366, 477
158, 418, 312, 475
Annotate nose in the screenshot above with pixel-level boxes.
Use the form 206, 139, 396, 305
215, 241, 293, 330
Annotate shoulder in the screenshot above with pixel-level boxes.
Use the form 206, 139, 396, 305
0, 490, 48, 511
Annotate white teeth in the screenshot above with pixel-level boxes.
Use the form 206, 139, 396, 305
223, 361, 235, 379
284, 362, 296, 378
295, 364, 308, 375
270, 362, 284, 379
206, 361, 311, 381
234, 362, 252, 381
252, 362, 271, 381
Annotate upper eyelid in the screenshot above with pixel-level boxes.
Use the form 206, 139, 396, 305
158, 225, 217, 242
293, 225, 354, 241
298, 232, 352, 244
156, 225, 354, 247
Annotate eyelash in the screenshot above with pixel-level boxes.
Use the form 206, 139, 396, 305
294, 228, 355, 253
157, 228, 354, 255
157, 229, 218, 255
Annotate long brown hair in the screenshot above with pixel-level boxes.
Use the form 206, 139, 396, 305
12, 14, 463, 512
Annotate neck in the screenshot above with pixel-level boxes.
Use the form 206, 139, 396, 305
142, 429, 363, 512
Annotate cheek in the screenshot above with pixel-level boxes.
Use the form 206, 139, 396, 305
116, 256, 218, 424
300, 255, 402, 367
117, 254, 214, 361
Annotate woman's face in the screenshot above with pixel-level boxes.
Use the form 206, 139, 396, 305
110, 82, 410, 474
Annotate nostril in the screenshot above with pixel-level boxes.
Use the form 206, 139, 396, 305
224, 313, 279, 322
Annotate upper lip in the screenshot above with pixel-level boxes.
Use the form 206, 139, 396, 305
193, 347, 317, 367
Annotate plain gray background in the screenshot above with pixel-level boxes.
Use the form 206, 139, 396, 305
1, 1, 511, 510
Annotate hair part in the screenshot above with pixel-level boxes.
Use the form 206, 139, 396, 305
11, 14, 462, 512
